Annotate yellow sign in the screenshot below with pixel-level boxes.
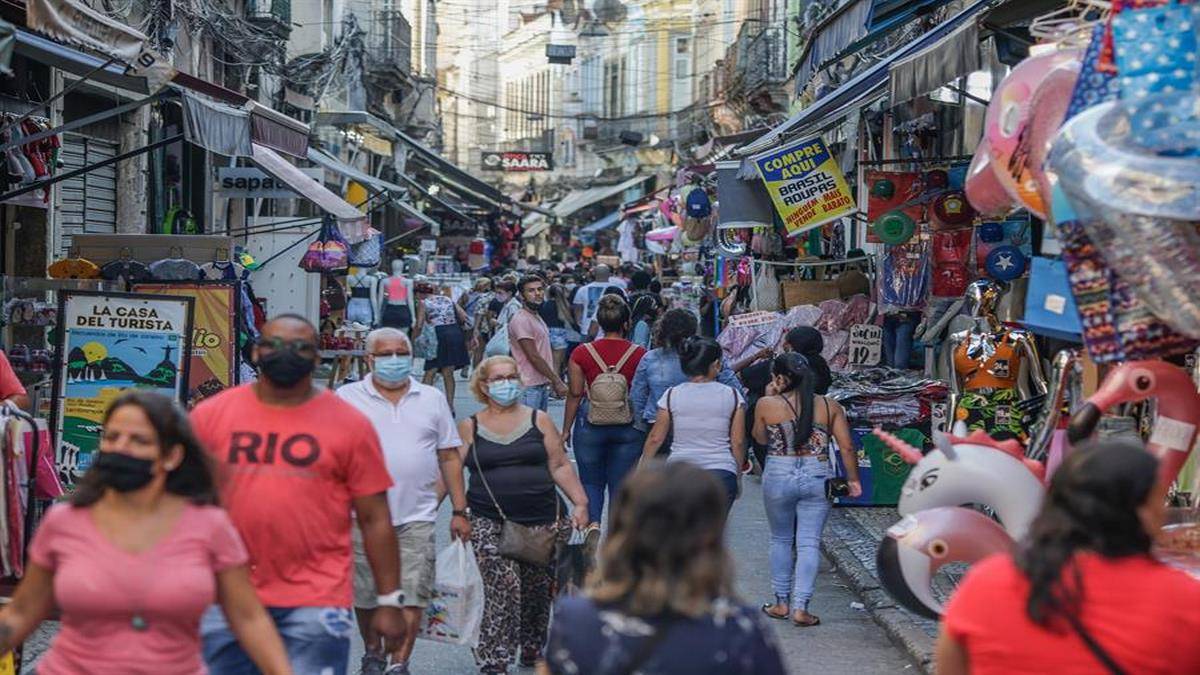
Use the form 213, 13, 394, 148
0, 651, 14, 675
752, 136, 856, 236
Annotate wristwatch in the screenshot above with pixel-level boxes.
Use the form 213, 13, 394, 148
452, 508, 471, 518
376, 590, 407, 608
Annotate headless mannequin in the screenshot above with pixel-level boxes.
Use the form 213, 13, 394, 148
345, 266, 383, 326
945, 280, 1048, 444
378, 259, 415, 332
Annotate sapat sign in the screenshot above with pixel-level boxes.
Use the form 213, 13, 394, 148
751, 136, 855, 236
481, 151, 554, 172
216, 167, 325, 198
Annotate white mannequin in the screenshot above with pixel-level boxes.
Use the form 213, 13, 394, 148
345, 266, 384, 327
377, 259, 416, 331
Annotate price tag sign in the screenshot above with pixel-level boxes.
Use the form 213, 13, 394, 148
848, 324, 883, 367
420, 239, 438, 253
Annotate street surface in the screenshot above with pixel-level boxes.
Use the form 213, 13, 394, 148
21, 374, 914, 674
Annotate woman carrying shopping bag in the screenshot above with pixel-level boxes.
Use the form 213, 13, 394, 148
458, 356, 589, 674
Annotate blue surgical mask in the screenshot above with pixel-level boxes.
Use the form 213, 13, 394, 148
487, 380, 522, 406
373, 355, 413, 386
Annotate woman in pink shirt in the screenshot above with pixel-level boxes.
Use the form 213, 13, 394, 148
0, 391, 291, 674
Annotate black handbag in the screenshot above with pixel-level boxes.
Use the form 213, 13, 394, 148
470, 416, 560, 566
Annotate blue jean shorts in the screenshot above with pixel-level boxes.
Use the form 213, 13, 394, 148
548, 327, 568, 350
202, 605, 354, 675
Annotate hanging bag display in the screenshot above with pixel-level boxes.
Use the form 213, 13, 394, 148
1023, 257, 1084, 342
750, 262, 782, 312
299, 215, 350, 273
348, 228, 383, 268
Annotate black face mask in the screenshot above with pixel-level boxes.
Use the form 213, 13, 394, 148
257, 348, 316, 387
93, 451, 156, 493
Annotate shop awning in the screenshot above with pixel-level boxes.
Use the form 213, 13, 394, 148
716, 161, 775, 229
307, 147, 407, 196
425, 168, 504, 209
394, 200, 441, 237
581, 211, 623, 234
889, 19, 982, 104
794, 0, 872, 91
393, 130, 506, 206
181, 91, 253, 157
522, 212, 552, 239
738, 0, 991, 157
249, 143, 369, 243
554, 175, 651, 219
835, 0, 957, 60
392, 172, 478, 224
13, 27, 146, 92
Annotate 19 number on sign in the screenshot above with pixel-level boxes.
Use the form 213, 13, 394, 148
848, 324, 883, 367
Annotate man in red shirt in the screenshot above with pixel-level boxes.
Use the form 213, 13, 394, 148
191, 314, 405, 675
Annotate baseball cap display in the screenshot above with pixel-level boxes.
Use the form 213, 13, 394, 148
874, 210, 917, 245
985, 245, 1027, 281
924, 169, 950, 190
871, 178, 897, 200
931, 191, 976, 229
978, 221, 1004, 243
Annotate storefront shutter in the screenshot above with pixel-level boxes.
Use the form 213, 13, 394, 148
58, 131, 117, 255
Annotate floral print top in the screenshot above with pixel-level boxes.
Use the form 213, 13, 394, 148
545, 596, 785, 675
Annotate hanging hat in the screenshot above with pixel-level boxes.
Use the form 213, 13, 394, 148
931, 191, 976, 229
874, 210, 916, 245
871, 178, 897, 200
985, 245, 1027, 281
924, 169, 950, 190
978, 221, 1004, 242
965, 140, 1014, 218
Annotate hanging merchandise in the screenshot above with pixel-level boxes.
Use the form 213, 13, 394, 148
348, 228, 383, 268
1023, 257, 1083, 342
684, 185, 712, 218
47, 255, 101, 280
965, 140, 1013, 217
984, 245, 1027, 282
874, 210, 916, 245
1064, 24, 1120, 121
750, 262, 782, 312
931, 229, 973, 298
982, 48, 1082, 218
930, 191, 975, 230
1111, 0, 1200, 100
879, 241, 931, 310
299, 215, 351, 273
1048, 93, 1200, 340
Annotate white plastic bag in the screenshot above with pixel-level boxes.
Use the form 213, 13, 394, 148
418, 540, 484, 647
751, 262, 782, 312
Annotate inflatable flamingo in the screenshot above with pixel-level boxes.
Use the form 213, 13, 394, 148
877, 507, 1013, 619
1068, 360, 1200, 490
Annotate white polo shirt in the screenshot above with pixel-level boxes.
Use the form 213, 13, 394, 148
336, 377, 462, 525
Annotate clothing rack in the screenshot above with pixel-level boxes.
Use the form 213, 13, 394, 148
860, 155, 973, 167
68, 234, 236, 267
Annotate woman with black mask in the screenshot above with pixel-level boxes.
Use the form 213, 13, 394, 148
0, 392, 292, 674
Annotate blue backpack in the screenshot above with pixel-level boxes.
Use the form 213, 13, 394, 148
685, 187, 712, 219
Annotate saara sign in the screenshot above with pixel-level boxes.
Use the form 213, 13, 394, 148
751, 136, 855, 237
481, 151, 554, 172
216, 167, 324, 198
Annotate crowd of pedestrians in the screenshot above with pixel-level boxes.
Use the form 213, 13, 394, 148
0, 262, 1195, 675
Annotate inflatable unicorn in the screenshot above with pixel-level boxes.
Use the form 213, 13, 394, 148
874, 359, 1200, 618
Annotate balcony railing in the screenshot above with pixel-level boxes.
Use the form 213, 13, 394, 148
246, 0, 291, 37
367, 9, 413, 80
727, 24, 787, 92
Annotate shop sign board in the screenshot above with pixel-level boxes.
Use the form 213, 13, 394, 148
133, 281, 240, 407
52, 291, 194, 488
481, 151, 554, 172
420, 239, 438, 253
751, 136, 856, 237
848, 324, 883, 367
216, 167, 324, 198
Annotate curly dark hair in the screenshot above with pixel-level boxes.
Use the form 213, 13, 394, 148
588, 462, 734, 617
654, 308, 698, 352
1015, 441, 1158, 627
71, 390, 219, 507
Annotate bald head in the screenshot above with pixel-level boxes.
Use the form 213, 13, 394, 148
593, 264, 611, 282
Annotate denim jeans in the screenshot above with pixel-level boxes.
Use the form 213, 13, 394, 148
882, 313, 920, 369
521, 384, 550, 411
202, 605, 354, 675
572, 412, 645, 523
708, 469, 739, 515
762, 456, 832, 610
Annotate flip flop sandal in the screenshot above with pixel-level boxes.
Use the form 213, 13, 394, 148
760, 604, 790, 621
792, 614, 821, 627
